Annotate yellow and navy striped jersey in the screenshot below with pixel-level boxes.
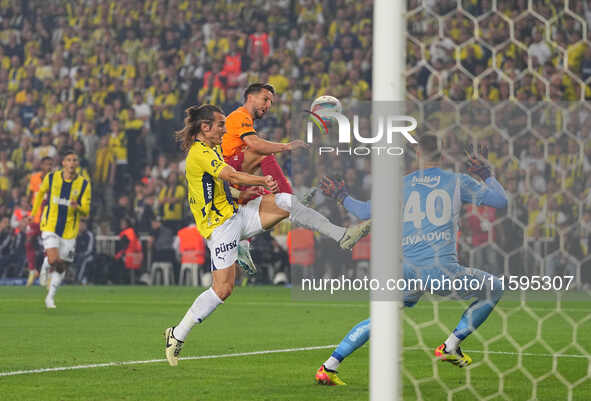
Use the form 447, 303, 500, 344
185, 140, 237, 238
159, 184, 186, 221
108, 132, 128, 163
31, 170, 92, 239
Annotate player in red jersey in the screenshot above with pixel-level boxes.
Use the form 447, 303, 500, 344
222, 83, 307, 201
25, 156, 53, 287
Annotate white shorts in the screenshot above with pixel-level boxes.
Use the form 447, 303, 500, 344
207, 197, 265, 270
41, 231, 76, 263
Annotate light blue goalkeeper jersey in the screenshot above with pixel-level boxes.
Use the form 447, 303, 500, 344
402, 167, 490, 266
342, 167, 508, 266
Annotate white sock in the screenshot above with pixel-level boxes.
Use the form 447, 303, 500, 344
174, 287, 223, 341
275, 193, 346, 241
324, 356, 341, 371
47, 271, 65, 300
40, 258, 50, 286
444, 333, 461, 353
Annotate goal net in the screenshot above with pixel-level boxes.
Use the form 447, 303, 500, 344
401, 1, 591, 399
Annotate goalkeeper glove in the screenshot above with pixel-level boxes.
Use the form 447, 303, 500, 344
319, 175, 348, 204
464, 143, 491, 181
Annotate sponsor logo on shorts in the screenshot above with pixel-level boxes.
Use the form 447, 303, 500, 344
215, 240, 237, 258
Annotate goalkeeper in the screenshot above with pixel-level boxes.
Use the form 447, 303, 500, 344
315, 135, 508, 385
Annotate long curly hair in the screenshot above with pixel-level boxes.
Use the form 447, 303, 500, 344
175, 104, 223, 152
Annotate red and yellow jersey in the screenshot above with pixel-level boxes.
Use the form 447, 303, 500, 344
158, 184, 186, 221
222, 106, 255, 158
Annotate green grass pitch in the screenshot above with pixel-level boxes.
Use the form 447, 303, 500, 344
1, 286, 589, 401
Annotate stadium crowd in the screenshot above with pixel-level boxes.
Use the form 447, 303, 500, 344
0, 0, 590, 286
0, 0, 372, 284
405, 0, 591, 285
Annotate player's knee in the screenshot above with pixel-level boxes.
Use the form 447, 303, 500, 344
47, 254, 59, 266
274, 192, 293, 213
213, 282, 234, 300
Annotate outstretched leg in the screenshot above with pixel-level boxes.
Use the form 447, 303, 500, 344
258, 193, 345, 240
258, 193, 370, 249
316, 319, 370, 386
435, 267, 504, 367
448, 272, 503, 346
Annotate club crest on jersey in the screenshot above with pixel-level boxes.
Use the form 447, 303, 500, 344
215, 240, 237, 257
411, 176, 441, 188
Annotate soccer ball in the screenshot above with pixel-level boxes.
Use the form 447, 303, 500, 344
309, 95, 342, 126
310, 95, 342, 116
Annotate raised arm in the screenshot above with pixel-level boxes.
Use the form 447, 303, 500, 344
460, 174, 507, 209
343, 196, 371, 220
320, 176, 371, 220
242, 135, 307, 155
481, 177, 508, 208
462, 144, 507, 209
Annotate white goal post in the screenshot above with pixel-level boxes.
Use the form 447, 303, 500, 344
370, 0, 406, 400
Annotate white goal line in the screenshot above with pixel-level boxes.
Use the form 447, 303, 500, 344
0, 345, 336, 378
1, 344, 589, 378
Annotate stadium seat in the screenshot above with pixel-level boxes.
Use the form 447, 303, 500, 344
200, 271, 212, 287
179, 264, 200, 286
151, 262, 174, 285
179, 250, 204, 286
